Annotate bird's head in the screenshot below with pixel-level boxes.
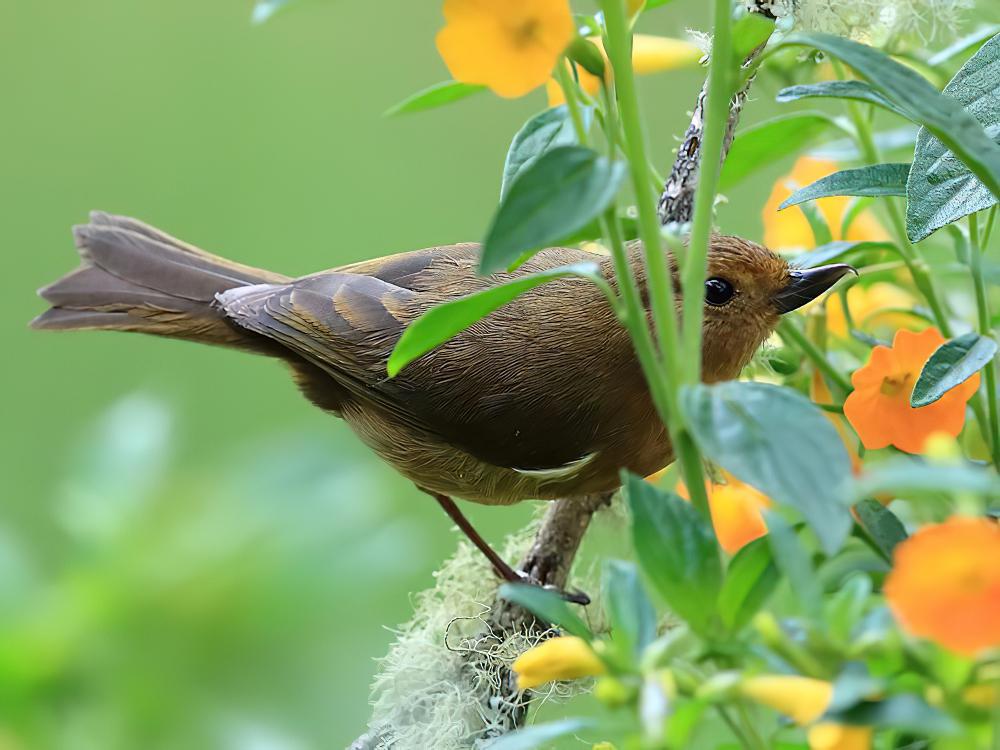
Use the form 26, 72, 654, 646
698, 235, 855, 382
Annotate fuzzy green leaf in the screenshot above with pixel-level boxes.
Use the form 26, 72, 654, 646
854, 499, 908, 559
486, 718, 600, 750
680, 382, 853, 554
500, 106, 591, 199
721, 112, 841, 190
766, 512, 823, 619
777, 80, 910, 119
779, 164, 910, 209
385, 80, 486, 116
482, 146, 625, 273
847, 458, 1000, 500
498, 583, 592, 639
623, 473, 722, 635
911, 332, 996, 407
603, 560, 657, 659
717, 537, 778, 632
387, 262, 600, 376
825, 695, 959, 736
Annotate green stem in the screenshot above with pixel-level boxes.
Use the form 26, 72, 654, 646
777, 318, 853, 395
680, 0, 734, 382
716, 705, 763, 750
969, 212, 1000, 471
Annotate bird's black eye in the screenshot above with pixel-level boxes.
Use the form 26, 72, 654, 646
704, 277, 735, 306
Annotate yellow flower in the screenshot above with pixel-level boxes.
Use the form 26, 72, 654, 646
546, 34, 701, 106
808, 723, 874, 750
679, 473, 771, 555
512, 635, 606, 691
742, 675, 834, 725
843, 328, 979, 454
824, 282, 916, 338
884, 516, 1000, 656
763, 157, 890, 251
436, 0, 574, 98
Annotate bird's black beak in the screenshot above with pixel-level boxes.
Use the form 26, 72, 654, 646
773, 264, 858, 314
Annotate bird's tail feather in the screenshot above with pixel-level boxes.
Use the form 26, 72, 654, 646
32, 211, 289, 351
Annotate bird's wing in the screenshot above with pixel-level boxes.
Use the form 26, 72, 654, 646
219, 244, 639, 473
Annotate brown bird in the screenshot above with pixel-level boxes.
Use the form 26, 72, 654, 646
33, 212, 853, 587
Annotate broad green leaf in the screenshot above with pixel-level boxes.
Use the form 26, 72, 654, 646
827, 663, 885, 713
721, 112, 841, 190
853, 499, 908, 559
482, 146, 625, 273
909, 34, 1000, 240
387, 262, 600, 376
385, 81, 486, 117
717, 537, 778, 632
826, 695, 959, 736
766, 512, 823, 619
781, 33, 1000, 241
779, 164, 910, 209
927, 24, 1000, 67
500, 106, 591, 199
252, 0, 291, 23
486, 718, 600, 750
847, 458, 1000, 501
623, 473, 722, 635
680, 382, 853, 554
498, 583, 592, 639
789, 240, 896, 269
777, 80, 910, 119
812, 126, 918, 162
731, 13, 775, 62
603, 560, 657, 659
911, 331, 996, 407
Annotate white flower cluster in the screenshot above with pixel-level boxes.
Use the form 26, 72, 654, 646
751, 0, 972, 45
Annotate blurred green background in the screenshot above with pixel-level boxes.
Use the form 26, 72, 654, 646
3, 1, 992, 748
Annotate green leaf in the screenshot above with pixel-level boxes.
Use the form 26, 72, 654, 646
498, 583, 592, 639
717, 538, 778, 632
387, 262, 600, 376
781, 32, 1000, 241
827, 663, 885, 713
623, 473, 722, 635
798, 200, 833, 246
385, 80, 486, 116
779, 164, 910, 210
485, 718, 600, 750
603, 560, 657, 659
847, 458, 1000, 501
825, 695, 959, 736
680, 382, 853, 554
811, 126, 918, 162
500, 106, 591, 199
911, 332, 996, 407
777, 81, 910, 119
789, 240, 896, 269
643, 0, 680, 10
482, 146, 625, 273
853, 499, 908, 560
731, 13, 775, 62
927, 24, 1000, 67
766, 512, 823, 619
252, 0, 291, 23
720, 112, 841, 190
909, 34, 1000, 240
567, 37, 605, 77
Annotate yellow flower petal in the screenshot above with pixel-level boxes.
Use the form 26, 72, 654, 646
742, 675, 834, 725
512, 635, 606, 691
808, 723, 873, 750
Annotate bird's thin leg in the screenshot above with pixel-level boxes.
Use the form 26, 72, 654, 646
427, 490, 527, 584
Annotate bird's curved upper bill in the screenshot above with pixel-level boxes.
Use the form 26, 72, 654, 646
773, 264, 857, 314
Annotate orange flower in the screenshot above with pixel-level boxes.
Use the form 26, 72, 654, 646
679, 473, 771, 554
546, 34, 701, 106
843, 328, 979, 454
763, 157, 890, 251
436, 0, 574, 98
884, 516, 1000, 655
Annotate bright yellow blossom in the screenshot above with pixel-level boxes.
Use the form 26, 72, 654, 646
763, 157, 890, 251
807, 723, 873, 750
885, 516, 1000, 656
512, 635, 606, 691
546, 34, 701, 106
742, 675, 834, 725
436, 0, 574, 98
